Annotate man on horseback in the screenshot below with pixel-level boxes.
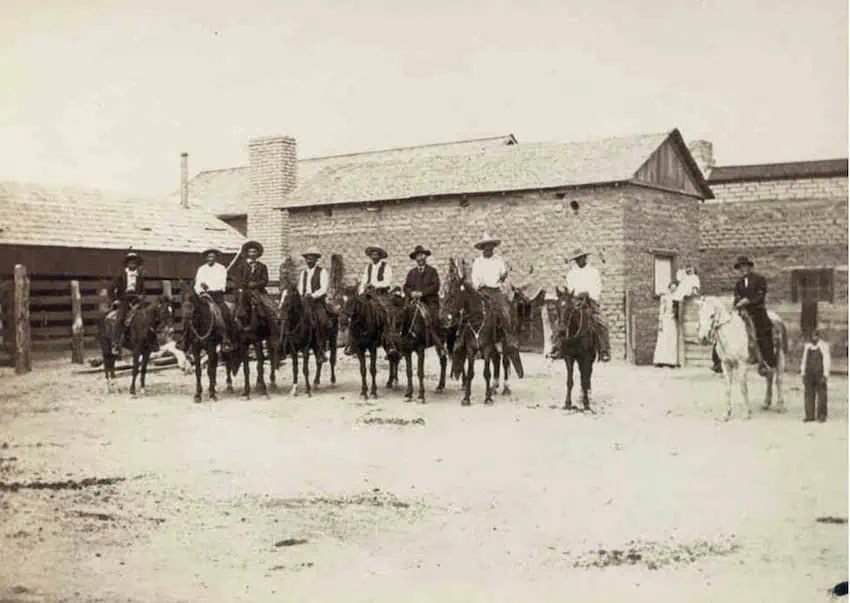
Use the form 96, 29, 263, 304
470, 232, 518, 353
109, 251, 146, 355
231, 240, 278, 331
711, 256, 775, 376
550, 248, 611, 362
403, 244, 447, 358
298, 247, 330, 362
193, 248, 235, 353
344, 245, 399, 356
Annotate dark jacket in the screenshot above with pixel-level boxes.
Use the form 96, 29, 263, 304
733, 271, 768, 310
232, 260, 269, 294
404, 265, 440, 307
110, 269, 146, 301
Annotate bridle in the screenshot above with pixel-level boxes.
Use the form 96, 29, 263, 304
189, 293, 216, 343
559, 295, 590, 341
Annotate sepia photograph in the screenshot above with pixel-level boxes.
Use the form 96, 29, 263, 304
0, 0, 847, 601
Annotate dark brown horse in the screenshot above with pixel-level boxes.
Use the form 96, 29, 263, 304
339, 284, 385, 400
98, 295, 174, 396
277, 281, 338, 397
391, 298, 449, 403
443, 259, 521, 406
554, 287, 597, 411
182, 287, 239, 403
234, 289, 280, 399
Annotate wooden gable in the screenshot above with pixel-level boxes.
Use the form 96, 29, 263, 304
631, 136, 706, 198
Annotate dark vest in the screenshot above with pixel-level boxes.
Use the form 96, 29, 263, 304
301, 266, 323, 294
367, 262, 386, 283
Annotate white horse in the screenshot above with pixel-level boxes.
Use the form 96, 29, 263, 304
696, 296, 787, 420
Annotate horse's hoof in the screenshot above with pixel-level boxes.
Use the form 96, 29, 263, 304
226, 386, 235, 394
776, 405, 787, 414
461, 399, 471, 406
501, 387, 511, 396
745, 410, 753, 420
242, 394, 250, 400
760, 403, 771, 411
370, 392, 378, 400
435, 385, 445, 393
209, 393, 218, 402
330, 376, 337, 385
563, 404, 575, 411
290, 386, 298, 397
484, 398, 494, 405
720, 413, 731, 422
139, 388, 146, 397
360, 392, 369, 400
193, 394, 202, 404
417, 395, 426, 404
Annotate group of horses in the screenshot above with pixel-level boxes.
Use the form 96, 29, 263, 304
94, 261, 789, 421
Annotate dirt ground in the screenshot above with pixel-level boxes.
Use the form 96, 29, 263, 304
0, 351, 847, 603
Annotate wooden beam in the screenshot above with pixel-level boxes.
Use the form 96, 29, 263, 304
70, 280, 84, 364
161, 280, 172, 300
14, 264, 31, 374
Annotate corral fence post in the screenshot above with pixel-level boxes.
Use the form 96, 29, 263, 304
14, 264, 32, 375
624, 290, 634, 364
70, 280, 84, 364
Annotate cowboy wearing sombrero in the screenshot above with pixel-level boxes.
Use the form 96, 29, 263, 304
550, 247, 611, 362
470, 232, 518, 352
297, 246, 330, 362
344, 244, 398, 356
193, 247, 235, 353
711, 255, 774, 375
403, 244, 447, 358
232, 240, 278, 330
109, 250, 146, 355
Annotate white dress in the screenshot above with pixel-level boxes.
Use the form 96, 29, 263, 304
653, 293, 679, 366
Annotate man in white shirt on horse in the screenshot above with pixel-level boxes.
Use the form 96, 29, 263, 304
470, 232, 518, 352
193, 248, 235, 353
346, 244, 399, 356
550, 247, 611, 362
297, 246, 330, 362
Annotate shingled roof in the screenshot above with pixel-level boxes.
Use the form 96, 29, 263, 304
0, 180, 246, 253
183, 134, 518, 218
280, 129, 712, 208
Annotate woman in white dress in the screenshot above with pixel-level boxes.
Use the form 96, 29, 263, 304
653, 280, 680, 367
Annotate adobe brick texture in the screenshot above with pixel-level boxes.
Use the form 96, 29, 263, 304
284, 183, 701, 365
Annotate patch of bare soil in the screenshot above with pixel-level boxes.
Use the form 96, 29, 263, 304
358, 415, 426, 427
564, 535, 740, 570
0, 476, 126, 492
267, 488, 416, 510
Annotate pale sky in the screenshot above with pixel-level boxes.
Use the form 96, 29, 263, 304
1, 0, 847, 197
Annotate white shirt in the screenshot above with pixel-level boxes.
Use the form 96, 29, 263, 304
299, 265, 329, 299
800, 340, 831, 378
566, 264, 602, 302
471, 255, 507, 289
194, 263, 228, 295
359, 260, 392, 294
125, 268, 139, 292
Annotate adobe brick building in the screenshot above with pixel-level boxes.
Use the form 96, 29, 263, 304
238, 129, 712, 365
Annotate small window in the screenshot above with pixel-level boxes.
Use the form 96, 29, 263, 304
791, 269, 834, 303
653, 255, 674, 296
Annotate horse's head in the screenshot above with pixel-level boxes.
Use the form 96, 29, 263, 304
338, 283, 361, 329
696, 295, 724, 343
153, 294, 176, 338
554, 286, 591, 336
277, 281, 302, 319
442, 257, 471, 322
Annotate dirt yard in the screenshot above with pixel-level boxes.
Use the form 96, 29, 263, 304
0, 352, 847, 603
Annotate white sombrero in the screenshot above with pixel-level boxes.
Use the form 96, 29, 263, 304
473, 232, 501, 250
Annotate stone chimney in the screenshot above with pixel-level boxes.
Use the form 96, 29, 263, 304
180, 152, 189, 208
687, 140, 715, 179
248, 136, 296, 271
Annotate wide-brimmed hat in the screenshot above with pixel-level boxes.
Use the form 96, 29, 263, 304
565, 247, 591, 263
409, 245, 432, 260
302, 246, 322, 259
243, 240, 264, 258
733, 255, 754, 269
474, 232, 501, 250
365, 245, 388, 260
202, 248, 222, 257
123, 251, 143, 265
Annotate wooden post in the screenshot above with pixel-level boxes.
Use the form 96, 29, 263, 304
161, 280, 173, 300
70, 280, 84, 364
624, 290, 633, 364
98, 288, 110, 314
14, 264, 31, 375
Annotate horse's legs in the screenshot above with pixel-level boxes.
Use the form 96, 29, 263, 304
483, 351, 494, 404
740, 366, 752, 420
225, 353, 235, 393
762, 368, 773, 411
404, 352, 414, 400
369, 344, 378, 399
581, 357, 593, 411
256, 343, 268, 397
721, 363, 733, 421
241, 342, 251, 399
501, 354, 511, 396
461, 352, 473, 406
208, 346, 218, 401
329, 326, 338, 386
267, 339, 277, 392
417, 347, 426, 402
564, 357, 575, 410
130, 349, 140, 396
774, 358, 786, 413
303, 347, 312, 397
314, 339, 324, 387
491, 351, 501, 393
290, 350, 299, 397
193, 343, 203, 403
358, 349, 368, 399
436, 350, 447, 393
139, 348, 151, 396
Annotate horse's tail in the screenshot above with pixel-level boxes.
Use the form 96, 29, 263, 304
777, 319, 789, 356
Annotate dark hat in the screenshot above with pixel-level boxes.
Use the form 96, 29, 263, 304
243, 240, 264, 258
123, 251, 143, 265
365, 245, 388, 260
733, 256, 754, 269
409, 245, 432, 260
202, 248, 222, 257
